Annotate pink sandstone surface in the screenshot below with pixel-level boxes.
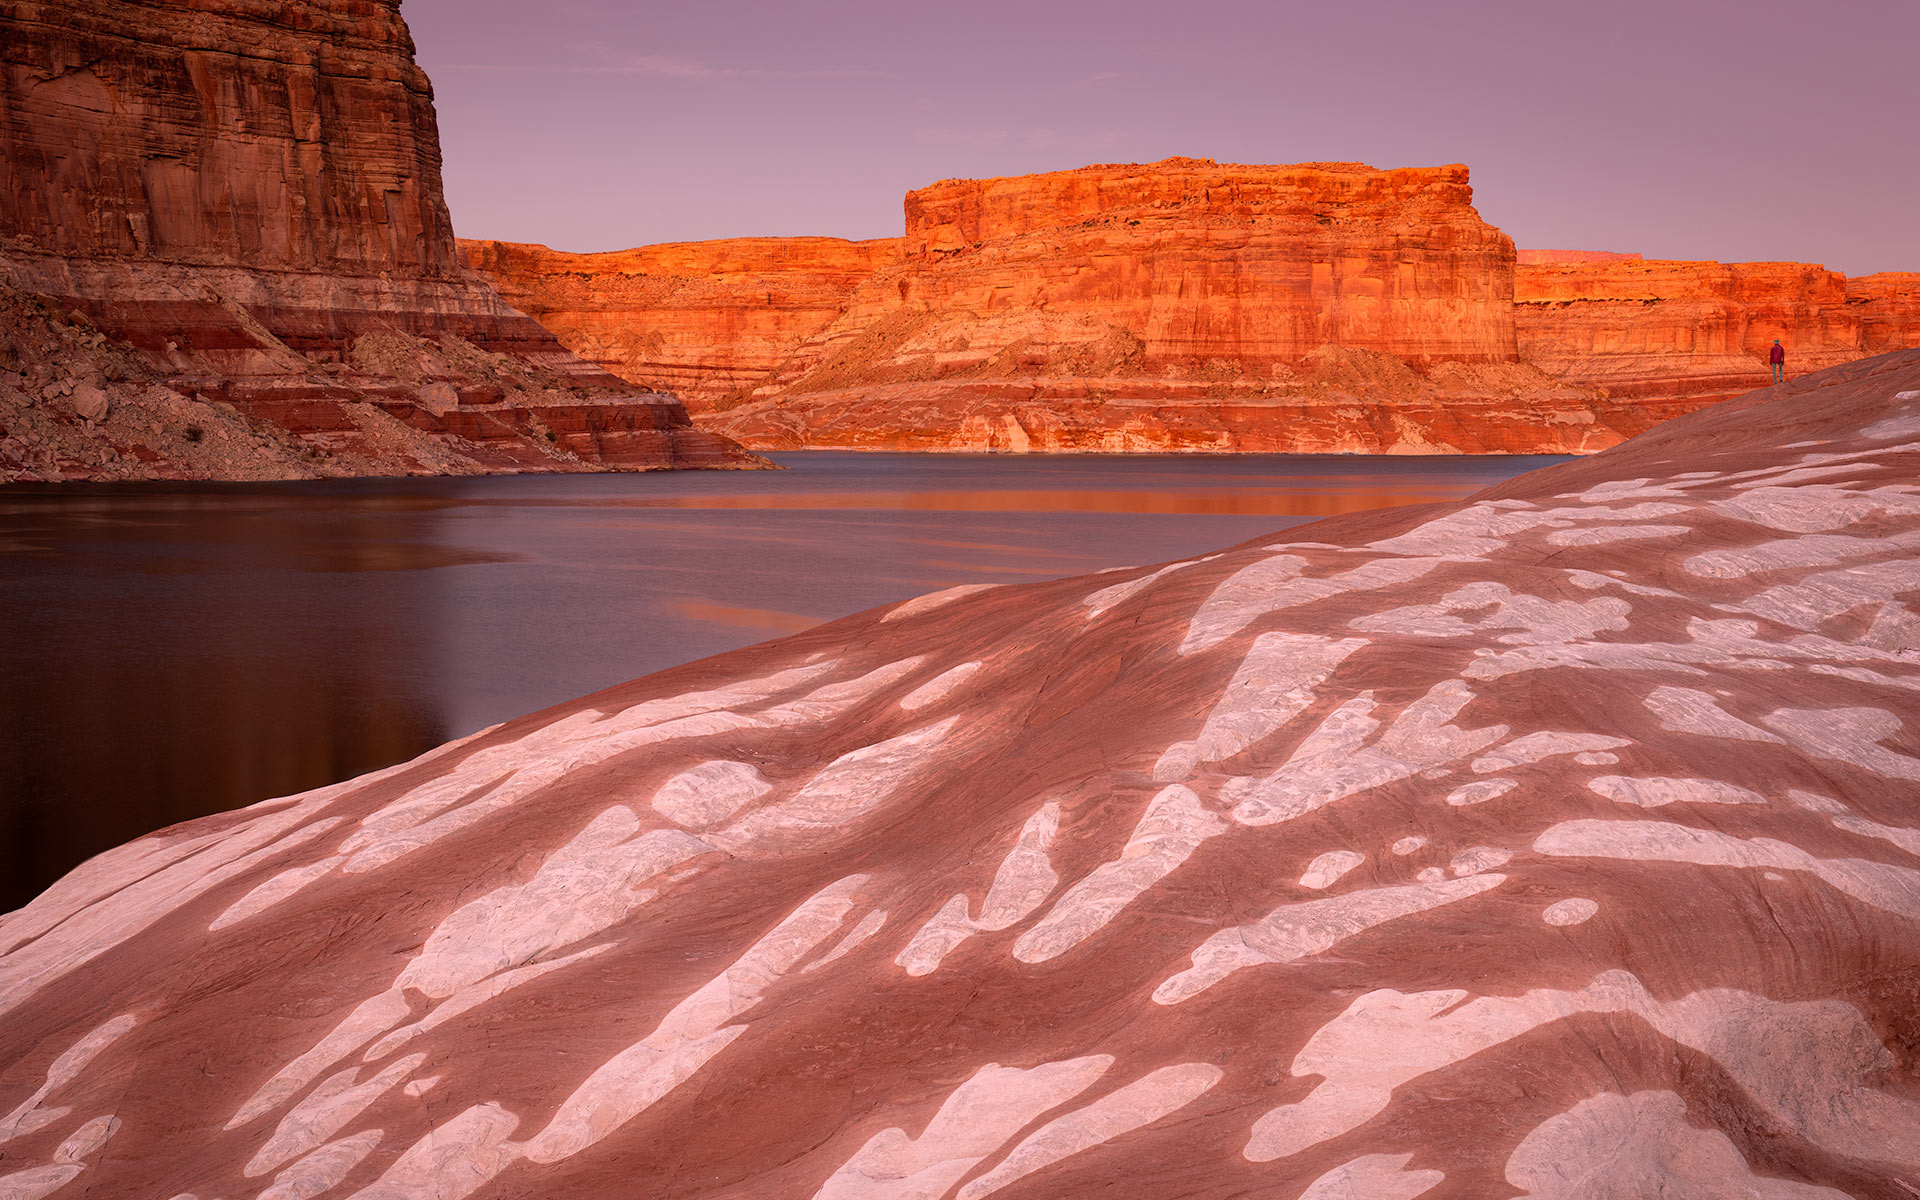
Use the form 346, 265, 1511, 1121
0, 0, 764, 479
5, 349, 1920, 1197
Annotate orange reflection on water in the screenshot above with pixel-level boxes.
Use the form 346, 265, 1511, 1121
667, 598, 829, 635
569, 487, 1448, 516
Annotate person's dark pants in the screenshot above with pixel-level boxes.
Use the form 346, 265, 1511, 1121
1772, 362, 1784, 383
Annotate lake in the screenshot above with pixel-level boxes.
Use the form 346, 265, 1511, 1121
0, 452, 1559, 910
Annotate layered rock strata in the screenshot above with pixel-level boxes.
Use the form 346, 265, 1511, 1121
471, 159, 1578, 453
1851, 273, 1920, 355
460, 237, 902, 413
1514, 256, 1868, 405
0, 0, 763, 478
6, 350, 1920, 1196
465, 165, 1920, 455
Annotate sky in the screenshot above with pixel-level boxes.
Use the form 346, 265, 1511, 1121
405, 0, 1918, 276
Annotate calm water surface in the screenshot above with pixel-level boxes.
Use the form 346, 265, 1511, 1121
0, 452, 1560, 908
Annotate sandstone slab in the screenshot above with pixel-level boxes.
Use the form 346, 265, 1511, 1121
4, 351, 1920, 1195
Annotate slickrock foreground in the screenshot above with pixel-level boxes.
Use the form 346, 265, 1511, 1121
464, 162, 1920, 455
0, 0, 763, 479
6, 350, 1920, 1197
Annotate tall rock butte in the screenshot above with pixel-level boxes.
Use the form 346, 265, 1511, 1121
5, 349, 1920, 1196
465, 161, 1920, 455
0, 0, 765, 480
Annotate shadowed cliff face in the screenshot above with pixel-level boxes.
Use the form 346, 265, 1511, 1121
3, 350, 1919, 1198
0, 0, 765, 478
463, 163, 1920, 457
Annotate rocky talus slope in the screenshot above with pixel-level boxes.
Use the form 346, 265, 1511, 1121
5, 351, 1920, 1197
465, 162, 1920, 455
0, 0, 763, 479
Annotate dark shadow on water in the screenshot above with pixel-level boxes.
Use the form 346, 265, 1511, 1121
0, 452, 1562, 910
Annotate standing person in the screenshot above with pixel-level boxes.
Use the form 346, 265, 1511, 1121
1769, 339, 1785, 383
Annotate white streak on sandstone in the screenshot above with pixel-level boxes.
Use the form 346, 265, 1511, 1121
0, 1015, 136, 1144
1446, 779, 1517, 806
1586, 777, 1765, 807
1015, 788, 1224, 963
1299, 850, 1365, 890
1761, 706, 1920, 781
812, 1056, 1113, 1200
1227, 681, 1506, 826
523, 874, 869, 1164
336, 663, 838, 872
247, 1056, 423, 1176
899, 662, 981, 711
953, 1063, 1223, 1200
0, 1165, 85, 1200
1153, 875, 1506, 1005
364, 946, 614, 1061
882, 584, 998, 622
396, 813, 714, 999
1504, 1091, 1849, 1199
258, 1129, 383, 1200
230, 990, 415, 1129
1181, 556, 1450, 654
1544, 524, 1690, 547
1789, 791, 1920, 857
1684, 531, 1920, 578
897, 803, 1060, 976
1084, 559, 1205, 619
1472, 732, 1631, 774
1352, 582, 1630, 645
804, 910, 888, 974
1713, 485, 1920, 533
1736, 558, 1920, 632
1450, 846, 1513, 875
1643, 687, 1783, 743
1533, 819, 1920, 920
651, 760, 773, 828
211, 856, 348, 932
1366, 503, 1565, 556
0, 754, 416, 957
716, 718, 961, 845
1543, 899, 1598, 926
1243, 972, 1653, 1162
755, 657, 929, 724
52, 1114, 117, 1162
1297, 1153, 1444, 1200
0, 809, 343, 1019
1154, 632, 1366, 781
346, 1102, 519, 1200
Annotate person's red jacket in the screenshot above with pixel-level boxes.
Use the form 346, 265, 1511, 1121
1769, 343, 1786, 364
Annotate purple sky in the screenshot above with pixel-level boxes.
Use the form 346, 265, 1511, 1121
406, 0, 1917, 276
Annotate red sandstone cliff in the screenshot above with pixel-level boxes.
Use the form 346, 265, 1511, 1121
1851, 273, 1920, 355
0, 0, 764, 479
5, 350, 1920, 1195
1515, 249, 1642, 265
460, 237, 901, 413
1514, 257, 1869, 405
477, 160, 1631, 455
466, 160, 1920, 455
889, 159, 1517, 367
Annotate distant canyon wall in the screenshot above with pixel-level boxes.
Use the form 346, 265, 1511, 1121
0, 0, 762, 479
464, 160, 1920, 455
461, 236, 903, 411
1514, 255, 1917, 404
